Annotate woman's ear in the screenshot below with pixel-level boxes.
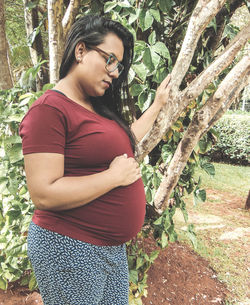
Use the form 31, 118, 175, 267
75, 42, 87, 63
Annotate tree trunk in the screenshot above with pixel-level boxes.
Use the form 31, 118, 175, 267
0, 0, 13, 90
47, 0, 64, 84
47, 0, 81, 84
23, 0, 49, 89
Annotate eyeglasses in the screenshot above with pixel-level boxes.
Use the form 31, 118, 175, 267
87, 46, 124, 76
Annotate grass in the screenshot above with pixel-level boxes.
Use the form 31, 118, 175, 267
194, 162, 250, 197
174, 162, 250, 304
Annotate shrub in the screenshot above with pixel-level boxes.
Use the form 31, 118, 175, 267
207, 114, 250, 165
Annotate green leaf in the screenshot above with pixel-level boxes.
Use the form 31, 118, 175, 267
29, 272, 38, 291
194, 189, 206, 205
129, 8, 140, 25
145, 186, 152, 203
130, 84, 144, 96
129, 269, 138, 284
136, 257, 144, 269
208, 17, 217, 32
152, 67, 168, 83
8, 144, 23, 164
104, 1, 118, 13
150, 49, 161, 68
132, 63, 148, 82
148, 31, 156, 46
139, 9, 146, 31
4, 135, 22, 145
201, 162, 215, 176
152, 42, 171, 61
0, 277, 8, 290
161, 231, 168, 248
137, 91, 148, 111
144, 11, 154, 31
0, 177, 8, 193
153, 216, 163, 226
143, 48, 154, 71
149, 9, 161, 22
130, 84, 144, 97
186, 225, 197, 249
149, 250, 159, 262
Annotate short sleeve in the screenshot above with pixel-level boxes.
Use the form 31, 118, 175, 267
19, 104, 66, 155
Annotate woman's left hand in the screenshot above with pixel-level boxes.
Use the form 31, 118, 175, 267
153, 74, 171, 109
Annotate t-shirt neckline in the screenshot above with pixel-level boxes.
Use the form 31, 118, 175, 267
48, 89, 112, 121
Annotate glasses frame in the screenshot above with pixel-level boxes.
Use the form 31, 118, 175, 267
87, 46, 124, 76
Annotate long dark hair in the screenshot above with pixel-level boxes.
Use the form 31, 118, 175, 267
59, 15, 136, 151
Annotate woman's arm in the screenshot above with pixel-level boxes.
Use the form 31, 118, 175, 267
131, 74, 171, 142
24, 152, 141, 211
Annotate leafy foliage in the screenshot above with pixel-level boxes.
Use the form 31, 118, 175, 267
206, 114, 250, 165
0, 64, 54, 290
0, 87, 33, 290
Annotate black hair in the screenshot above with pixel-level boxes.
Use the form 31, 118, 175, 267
59, 15, 137, 151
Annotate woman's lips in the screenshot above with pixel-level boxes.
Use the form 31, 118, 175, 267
103, 80, 111, 88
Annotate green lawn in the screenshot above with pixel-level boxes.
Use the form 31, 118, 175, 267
195, 162, 250, 197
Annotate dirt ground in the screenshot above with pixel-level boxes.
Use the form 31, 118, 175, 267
0, 189, 249, 305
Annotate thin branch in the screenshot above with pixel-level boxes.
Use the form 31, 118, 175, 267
203, 72, 249, 135
62, 0, 81, 38
170, 0, 227, 94
184, 22, 250, 101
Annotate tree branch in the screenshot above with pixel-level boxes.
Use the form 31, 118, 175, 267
170, 0, 227, 94
153, 53, 250, 213
205, 72, 249, 133
62, 0, 81, 39
184, 22, 250, 102
136, 21, 250, 162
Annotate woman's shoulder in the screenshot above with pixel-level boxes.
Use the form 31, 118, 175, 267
30, 89, 68, 111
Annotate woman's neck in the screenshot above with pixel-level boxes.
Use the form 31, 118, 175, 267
54, 78, 96, 113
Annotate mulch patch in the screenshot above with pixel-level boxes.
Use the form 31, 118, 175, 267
142, 239, 229, 305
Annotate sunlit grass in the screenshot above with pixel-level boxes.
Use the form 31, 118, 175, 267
195, 162, 250, 197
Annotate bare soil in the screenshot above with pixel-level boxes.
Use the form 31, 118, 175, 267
0, 189, 249, 305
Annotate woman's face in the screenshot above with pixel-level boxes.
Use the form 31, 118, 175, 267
74, 32, 124, 98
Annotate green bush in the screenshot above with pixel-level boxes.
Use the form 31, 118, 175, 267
207, 114, 250, 165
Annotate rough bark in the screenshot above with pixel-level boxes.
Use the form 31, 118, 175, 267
154, 54, 250, 212
136, 17, 250, 162
47, 0, 64, 84
0, 0, 13, 89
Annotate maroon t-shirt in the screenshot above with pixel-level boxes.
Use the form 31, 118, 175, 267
19, 90, 146, 246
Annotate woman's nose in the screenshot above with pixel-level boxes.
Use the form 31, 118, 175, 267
108, 68, 119, 79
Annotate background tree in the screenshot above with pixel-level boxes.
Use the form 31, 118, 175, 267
0, 0, 13, 89
23, 0, 49, 89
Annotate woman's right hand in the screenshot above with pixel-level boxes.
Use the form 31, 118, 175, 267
108, 154, 141, 186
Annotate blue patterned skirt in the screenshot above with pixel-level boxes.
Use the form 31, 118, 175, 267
27, 221, 129, 305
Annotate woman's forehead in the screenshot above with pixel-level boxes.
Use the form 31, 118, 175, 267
99, 33, 124, 61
